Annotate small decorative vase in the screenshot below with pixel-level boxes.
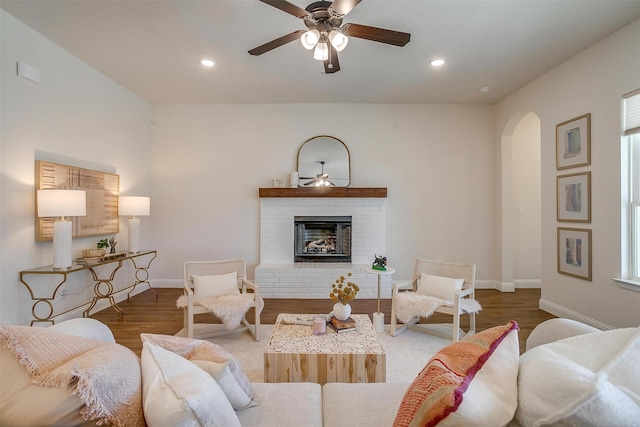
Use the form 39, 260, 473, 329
333, 302, 352, 321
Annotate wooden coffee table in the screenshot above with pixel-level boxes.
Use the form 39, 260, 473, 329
264, 313, 386, 385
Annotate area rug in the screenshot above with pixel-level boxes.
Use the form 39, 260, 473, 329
207, 325, 452, 383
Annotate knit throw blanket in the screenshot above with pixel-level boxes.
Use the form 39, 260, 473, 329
394, 292, 482, 323
0, 326, 144, 427
176, 293, 255, 330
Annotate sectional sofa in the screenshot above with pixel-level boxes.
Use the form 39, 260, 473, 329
1, 317, 638, 426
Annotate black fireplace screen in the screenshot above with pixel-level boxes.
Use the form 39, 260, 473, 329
294, 216, 352, 262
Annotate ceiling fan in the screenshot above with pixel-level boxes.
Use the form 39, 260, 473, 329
302, 161, 336, 186
248, 0, 411, 74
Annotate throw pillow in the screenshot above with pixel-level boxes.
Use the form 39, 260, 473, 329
191, 359, 257, 409
140, 333, 255, 405
417, 273, 464, 300
516, 326, 640, 426
393, 320, 520, 427
141, 341, 240, 427
192, 271, 240, 300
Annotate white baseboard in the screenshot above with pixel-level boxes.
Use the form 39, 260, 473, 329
539, 298, 614, 330
50, 285, 148, 325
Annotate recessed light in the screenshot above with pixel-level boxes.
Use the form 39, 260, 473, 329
430, 58, 445, 67
479, 86, 491, 93
200, 58, 215, 67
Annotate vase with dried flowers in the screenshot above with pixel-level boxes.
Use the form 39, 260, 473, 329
329, 272, 359, 321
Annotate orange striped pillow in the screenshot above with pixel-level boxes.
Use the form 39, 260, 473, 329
393, 321, 519, 427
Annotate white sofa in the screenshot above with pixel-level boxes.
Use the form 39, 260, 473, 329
2, 318, 638, 426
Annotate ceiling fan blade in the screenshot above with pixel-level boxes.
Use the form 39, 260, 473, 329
258, 0, 310, 18
323, 44, 340, 74
328, 0, 363, 17
248, 30, 306, 56
342, 23, 411, 47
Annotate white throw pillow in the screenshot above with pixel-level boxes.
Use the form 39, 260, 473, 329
191, 359, 257, 409
417, 273, 465, 300
517, 327, 640, 426
141, 341, 240, 427
192, 271, 240, 300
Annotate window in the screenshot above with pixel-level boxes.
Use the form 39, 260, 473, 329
621, 89, 640, 285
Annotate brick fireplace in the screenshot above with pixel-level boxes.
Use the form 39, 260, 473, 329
255, 188, 392, 298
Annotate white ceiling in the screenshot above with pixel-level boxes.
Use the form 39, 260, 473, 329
3, 0, 640, 105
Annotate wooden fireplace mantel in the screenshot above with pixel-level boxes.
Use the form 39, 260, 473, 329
258, 187, 387, 198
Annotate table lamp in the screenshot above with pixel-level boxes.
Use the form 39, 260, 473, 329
119, 196, 150, 253
37, 189, 87, 269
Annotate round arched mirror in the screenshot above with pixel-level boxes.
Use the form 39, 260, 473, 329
297, 136, 350, 187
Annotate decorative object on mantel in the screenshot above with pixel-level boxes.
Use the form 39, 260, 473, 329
273, 178, 286, 188
297, 135, 350, 187
289, 171, 299, 188
372, 254, 387, 271
329, 272, 359, 321
36, 189, 87, 269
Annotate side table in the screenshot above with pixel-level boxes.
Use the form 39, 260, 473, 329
365, 266, 395, 333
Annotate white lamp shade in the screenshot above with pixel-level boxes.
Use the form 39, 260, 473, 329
328, 31, 348, 51
314, 42, 329, 61
301, 29, 320, 49
119, 196, 150, 216
37, 190, 86, 218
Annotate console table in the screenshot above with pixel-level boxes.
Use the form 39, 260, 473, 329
19, 250, 157, 325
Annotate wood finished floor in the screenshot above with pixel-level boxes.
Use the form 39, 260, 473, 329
91, 288, 555, 356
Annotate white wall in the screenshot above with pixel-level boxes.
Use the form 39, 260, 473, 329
0, 11, 153, 326
512, 113, 542, 284
496, 18, 640, 328
150, 104, 497, 287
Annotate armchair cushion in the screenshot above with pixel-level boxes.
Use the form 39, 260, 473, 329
192, 271, 239, 299
141, 341, 240, 427
393, 321, 519, 427
417, 273, 465, 300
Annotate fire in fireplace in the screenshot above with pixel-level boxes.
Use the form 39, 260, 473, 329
294, 216, 352, 262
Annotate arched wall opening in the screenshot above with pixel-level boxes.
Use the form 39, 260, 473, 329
500, 112, 542, 291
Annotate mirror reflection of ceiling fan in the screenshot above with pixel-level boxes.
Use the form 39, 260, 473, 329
301, 161, 336, 186
248, 0, 411, 74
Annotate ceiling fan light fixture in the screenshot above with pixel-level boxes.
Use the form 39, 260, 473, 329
301, 29, 320, 49
328, 30, 348, 52
313, 41, 329, 61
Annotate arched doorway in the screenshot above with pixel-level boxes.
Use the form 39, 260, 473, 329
500, 112, 541, 291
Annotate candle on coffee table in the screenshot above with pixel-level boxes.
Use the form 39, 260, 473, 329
312, 315, 326, 335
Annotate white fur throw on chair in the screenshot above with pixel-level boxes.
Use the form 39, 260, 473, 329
394, 292, 482, 323
176, 294, 254, 330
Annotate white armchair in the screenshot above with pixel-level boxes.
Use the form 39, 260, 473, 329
390, 259, 478, 341
179, 259, 263, 341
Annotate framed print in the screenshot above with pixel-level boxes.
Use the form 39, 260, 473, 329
272, 178, 286, 188
557, 172, 591, 222
556, 113, 591, 170
36, 161, 119, 241
557, 227, 592, 281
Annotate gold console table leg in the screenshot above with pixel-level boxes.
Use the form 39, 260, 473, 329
127, 251, 158, 300
83, 261, 124, 318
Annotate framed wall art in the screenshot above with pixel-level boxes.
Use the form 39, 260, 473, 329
556, 113, 591, 170
557, 227, 592, 281
35, 161, 119, 241
557, 171, 591, 222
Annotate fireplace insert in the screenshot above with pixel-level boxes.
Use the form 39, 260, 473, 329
294, 216, 351, 262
